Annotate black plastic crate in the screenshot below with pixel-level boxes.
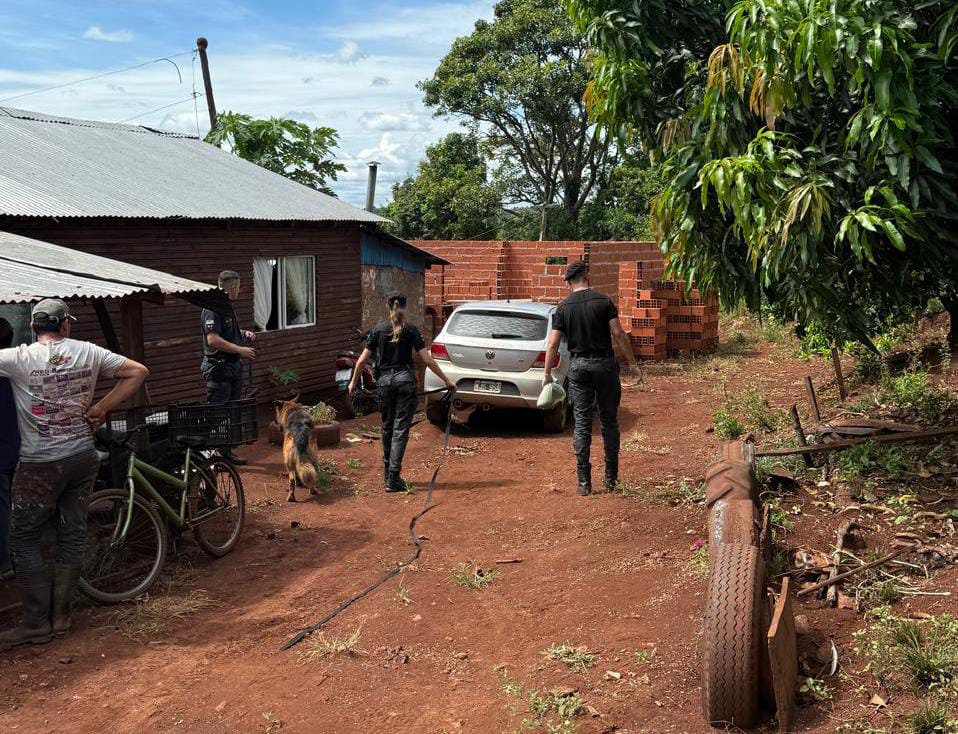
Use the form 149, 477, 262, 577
168, 399, 258, 448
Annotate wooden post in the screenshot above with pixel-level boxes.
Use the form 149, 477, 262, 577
789, 404, 815, 468
831, 346, 848, 402
92, 299, 121, 353
120, 296, 148, 451
804, 376, 822, 424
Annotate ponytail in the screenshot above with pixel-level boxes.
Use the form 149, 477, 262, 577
389, 301, 405, 343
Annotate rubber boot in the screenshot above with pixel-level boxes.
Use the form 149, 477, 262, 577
51, 564, 82, 637
0, 571, 53, 650
386, 471, 407, 494
604, 463, 618, 493
577, 465, 592, 496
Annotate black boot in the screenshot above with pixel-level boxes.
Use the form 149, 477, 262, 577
51, 564, 82, 637
604, 464, 618, 493
386, 471, 407, 493
0, 571, 53, 650
577, 465, 592, 496
383, 461, 390, 489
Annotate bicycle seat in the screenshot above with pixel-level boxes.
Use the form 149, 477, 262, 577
176, 435, 208, 449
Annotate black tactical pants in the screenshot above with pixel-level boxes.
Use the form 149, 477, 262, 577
567, 356, 621, 473
203, 358, 242, 403
378, 368, 419, 475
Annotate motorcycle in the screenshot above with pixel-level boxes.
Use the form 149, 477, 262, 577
335, 327, 378, 419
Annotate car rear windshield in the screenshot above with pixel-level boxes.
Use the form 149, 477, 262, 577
446, 310, 548, 340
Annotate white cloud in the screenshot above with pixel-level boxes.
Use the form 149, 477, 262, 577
325, 1, 495, 47
370, 76, 390, 87
82, 26, 134, 43
358, 133, 405, 166
359, 111, 430, 132
333, 41, 366, 64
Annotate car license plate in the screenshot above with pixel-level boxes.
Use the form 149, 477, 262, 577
475, 380, 501, 394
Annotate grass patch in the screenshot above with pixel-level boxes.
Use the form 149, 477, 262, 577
712, 408, 746, 439
854, 607, 958, 691
299, 625, 364, 662
452, 562, 498, 590
345, 458, 363, 470
690, 544, 709, 580
908, 700, 958, 734
881, 371, 953, 423
111, 590, 218, 640
496, 667, 584, 733
800, 676, 833, 701
542, 643, 596, 673
616, 478, 702, 506
395, 579, 412, 606
837, 441, 910, 478
634, 646, 657, 664
621, 431, 671, 455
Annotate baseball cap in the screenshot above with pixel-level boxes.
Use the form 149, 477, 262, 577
564, 261, 589, 282
386, 291, 407, 308
31, 298, 76, 324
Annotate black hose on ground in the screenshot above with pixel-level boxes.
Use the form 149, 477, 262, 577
281, 387, 454, 651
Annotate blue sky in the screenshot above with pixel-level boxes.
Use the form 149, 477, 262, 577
0, 0, 497, 206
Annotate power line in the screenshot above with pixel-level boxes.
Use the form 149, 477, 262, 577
116, 93, 204, 124
0, 52, 193, 104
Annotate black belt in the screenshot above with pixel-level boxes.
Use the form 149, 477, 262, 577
570, 350, 614, 359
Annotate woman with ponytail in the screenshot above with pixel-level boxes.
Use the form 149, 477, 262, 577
348, 292, 455, 493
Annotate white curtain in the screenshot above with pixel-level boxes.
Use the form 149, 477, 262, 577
252, 259, 274, 331
284, 257, 313, 326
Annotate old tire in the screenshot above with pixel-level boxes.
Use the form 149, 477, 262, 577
703, 543, 763, 729
708, 499, 759, 565
311, 421, 341, 447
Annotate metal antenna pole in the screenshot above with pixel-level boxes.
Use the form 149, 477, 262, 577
196, 37, 217, 130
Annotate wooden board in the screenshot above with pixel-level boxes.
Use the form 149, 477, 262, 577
767, 577, 798, 733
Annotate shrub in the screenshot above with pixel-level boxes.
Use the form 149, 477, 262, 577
713, 408, 745, 440
881, 371, 953, 423
310, 401, 337, 424
837, 441, 909, 477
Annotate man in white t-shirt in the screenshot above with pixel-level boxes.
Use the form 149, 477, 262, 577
0, 299, 148, 650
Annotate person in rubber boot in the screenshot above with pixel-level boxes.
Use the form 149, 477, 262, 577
348, 292, 455, 493
542, 262, 638, 496
0, 299, 148, 650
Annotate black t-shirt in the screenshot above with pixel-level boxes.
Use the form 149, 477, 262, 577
366, 322, 426, 368
552, 289, 619, 355
201, 308, 242, 362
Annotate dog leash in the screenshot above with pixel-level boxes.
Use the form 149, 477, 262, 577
281, 386, 455, 651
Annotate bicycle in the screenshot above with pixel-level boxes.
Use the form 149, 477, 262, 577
80, 426, 246, 603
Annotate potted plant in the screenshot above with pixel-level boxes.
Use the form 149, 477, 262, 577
309, 401, 340, 447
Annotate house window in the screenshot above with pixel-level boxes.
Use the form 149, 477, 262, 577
0, 303, 32, 345
252, 256, 316, 331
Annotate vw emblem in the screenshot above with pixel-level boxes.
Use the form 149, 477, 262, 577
485, 350, 496, 360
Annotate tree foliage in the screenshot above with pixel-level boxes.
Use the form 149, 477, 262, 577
380, 133, 502, 240
422, 0, 614, 230
205, 111, 346, 196
568, 0, 958, 342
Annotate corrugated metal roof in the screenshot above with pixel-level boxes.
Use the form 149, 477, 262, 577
0, 229, 229, 311
0, 107, 383, 223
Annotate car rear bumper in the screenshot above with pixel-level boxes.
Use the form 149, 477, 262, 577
424, 364, 566, 410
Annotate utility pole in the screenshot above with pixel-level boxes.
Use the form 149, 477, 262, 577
196, 37, 217, 130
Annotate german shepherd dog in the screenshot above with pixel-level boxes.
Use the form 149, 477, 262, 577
275, 400, 323, 502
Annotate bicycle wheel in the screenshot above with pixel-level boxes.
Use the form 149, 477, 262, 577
191, 459, 245, 557
79, 488, 168, 604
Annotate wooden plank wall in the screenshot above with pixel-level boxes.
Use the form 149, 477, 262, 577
0, 217, 362, 408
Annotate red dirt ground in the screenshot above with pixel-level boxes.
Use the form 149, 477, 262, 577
1, 325, 955, 733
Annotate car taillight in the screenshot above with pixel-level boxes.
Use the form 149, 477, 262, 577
532, 351, 560, 369
431, 342, 450, 361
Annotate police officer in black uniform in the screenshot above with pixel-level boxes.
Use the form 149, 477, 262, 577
348, 292, 455, 493
543, 262, 638, 496
201, 270, 256, 463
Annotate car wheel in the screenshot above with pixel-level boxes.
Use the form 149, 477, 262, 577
543, 398, 568, 433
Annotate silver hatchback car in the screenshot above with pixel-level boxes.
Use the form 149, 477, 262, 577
424, 301, 570, 432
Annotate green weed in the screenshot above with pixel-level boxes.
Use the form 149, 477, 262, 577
881, 371, 953, 423
309, 401, 337, 424
496, 667, 584, 733
617, 478, 702, 506
634, 646, 657, 664
713, 408, 746, 439
854, 607, 958, 690
800, 676, 832, 701
345, 458, 363, 470
908, 700, 958, 734
451, 562, 498, 590
543, 643, 596, 673
837, 441, 910, 478
690, 544, 709, 580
